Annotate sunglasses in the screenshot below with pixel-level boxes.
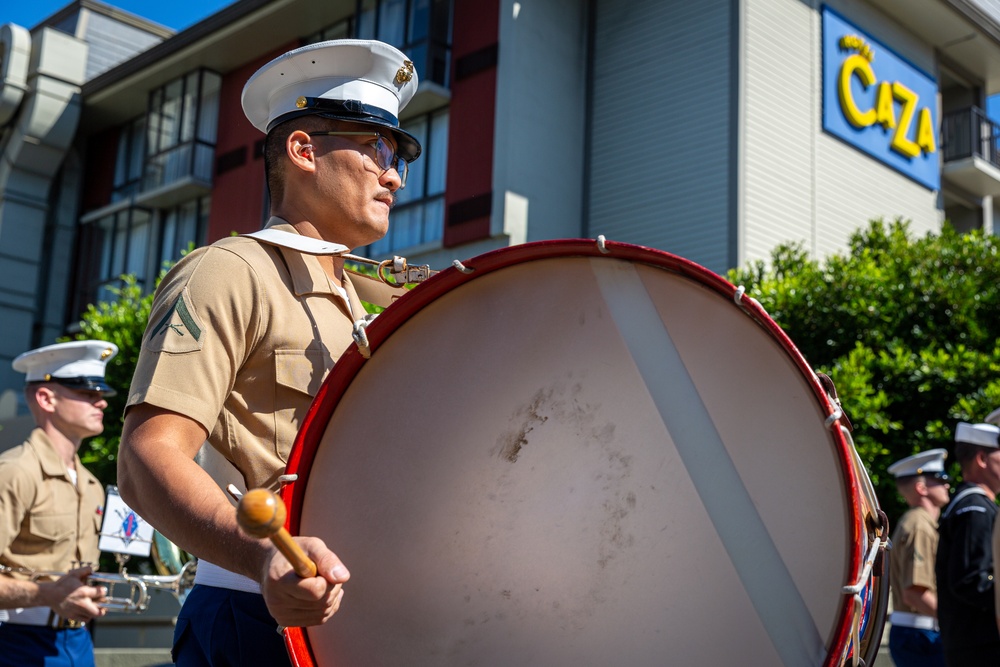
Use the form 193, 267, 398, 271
309, 131, 408, 188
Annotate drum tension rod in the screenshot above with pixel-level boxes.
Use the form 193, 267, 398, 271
452, 259, 474, 274
596, 235, 611, 254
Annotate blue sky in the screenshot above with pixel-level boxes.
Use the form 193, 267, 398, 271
3, 0, 238, 31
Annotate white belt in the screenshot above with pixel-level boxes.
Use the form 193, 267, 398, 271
193, 560, 261, 594
891, 611, 939, 631
3, 606, 73, 629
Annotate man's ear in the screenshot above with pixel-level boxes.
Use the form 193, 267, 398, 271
286, 130, 316, 173
33, 385, 58, 413
976, 449, 991, 469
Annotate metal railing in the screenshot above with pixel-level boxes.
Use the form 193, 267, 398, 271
941, 106, 1000, 168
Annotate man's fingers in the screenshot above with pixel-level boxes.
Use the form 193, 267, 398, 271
298, 537, 349, 584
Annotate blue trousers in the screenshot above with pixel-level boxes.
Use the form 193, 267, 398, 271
889, 624, 946, 667
172, 584, 291, 667
0, 624, 94, 667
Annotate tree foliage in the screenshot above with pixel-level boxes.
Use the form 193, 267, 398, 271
65, 274, 160, 488
728, 219, 1000, 523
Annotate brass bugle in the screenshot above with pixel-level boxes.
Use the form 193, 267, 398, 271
0, 560, 197, 613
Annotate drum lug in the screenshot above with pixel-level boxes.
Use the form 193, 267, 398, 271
352, 315, 377, 359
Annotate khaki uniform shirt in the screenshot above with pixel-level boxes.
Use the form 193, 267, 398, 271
890, 506, 938, 613
0, 429, 104, 576
127, 219, 364, 492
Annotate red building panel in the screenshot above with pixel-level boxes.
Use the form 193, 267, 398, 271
206, 42, 301, 242
443, 0, 499, 248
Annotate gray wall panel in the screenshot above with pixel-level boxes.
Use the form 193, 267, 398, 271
81, 11, 165, 81
589, 0, 734, 274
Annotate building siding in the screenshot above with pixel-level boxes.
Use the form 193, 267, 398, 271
741, 0, 942, 268
589, 0, 734, 274
965, 0, 1000, 23
78, 10, 167, 82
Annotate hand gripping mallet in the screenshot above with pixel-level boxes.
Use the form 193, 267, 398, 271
236, 488, 317, 578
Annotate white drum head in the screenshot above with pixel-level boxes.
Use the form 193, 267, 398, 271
286, 242, 860, 666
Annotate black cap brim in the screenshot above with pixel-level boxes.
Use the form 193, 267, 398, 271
48, 376, 117, 397
268, 100, 422, 162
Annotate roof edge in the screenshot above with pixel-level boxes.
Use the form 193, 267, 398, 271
41, 0, 175, 39
81, 0, 278, 95
942, 0, 1000, 49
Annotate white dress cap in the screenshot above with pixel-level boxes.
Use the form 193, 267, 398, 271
887, 448, 948, 479
12, 340, 119, 396
955, 421, 1000, 448
241, 39, 421, 161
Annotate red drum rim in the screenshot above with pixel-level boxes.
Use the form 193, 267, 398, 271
281, 239, 864, 666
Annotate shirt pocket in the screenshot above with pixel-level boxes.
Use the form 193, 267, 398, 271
274, 349, 328, 399
26, 513, 75, 553
272, 349, 331, 462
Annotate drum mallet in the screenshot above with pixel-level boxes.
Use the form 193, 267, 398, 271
236, 488, 317, 578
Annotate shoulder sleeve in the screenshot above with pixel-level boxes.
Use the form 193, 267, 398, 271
909, 519, 937, 590
0, 453, 38, 553
127, 243, 266, 433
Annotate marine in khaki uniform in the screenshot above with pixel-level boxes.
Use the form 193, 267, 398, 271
0, 340, 117, 667
887, 449, 950, 667
117, 39, 422, 666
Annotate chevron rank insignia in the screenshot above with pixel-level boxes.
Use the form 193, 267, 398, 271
146, 288, 204, 353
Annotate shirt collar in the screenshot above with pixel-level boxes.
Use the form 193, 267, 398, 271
257, 218, 366, 316
27, 429, 78, 480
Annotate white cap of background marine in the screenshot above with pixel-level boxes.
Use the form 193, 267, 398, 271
12, 340, 119, 397
887, 448, 949, 481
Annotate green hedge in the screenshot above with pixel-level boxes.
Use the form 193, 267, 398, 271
728, 219, 1000, 523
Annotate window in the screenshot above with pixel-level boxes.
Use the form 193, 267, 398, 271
310, 0, 453, 87
159, 196, 211, 266
77, 208, 154, 307
144, 70, 221, 191
73, 197, 210, 313
113, 117, 145, 201
361, 108, 448, 256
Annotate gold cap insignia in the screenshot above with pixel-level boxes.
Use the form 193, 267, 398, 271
296, 96, 308, 109
394, 60, 415, 84
44, 374, 52, 381
101, 348, 113, 360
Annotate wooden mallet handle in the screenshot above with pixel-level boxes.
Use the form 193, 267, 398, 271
236, 489, 317, 579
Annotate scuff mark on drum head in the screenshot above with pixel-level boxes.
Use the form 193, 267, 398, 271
495, 388, 551, 463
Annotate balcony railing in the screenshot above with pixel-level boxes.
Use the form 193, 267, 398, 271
941, 106, 1000, 169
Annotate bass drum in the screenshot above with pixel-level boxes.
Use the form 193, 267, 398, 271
282, 239, 887, 666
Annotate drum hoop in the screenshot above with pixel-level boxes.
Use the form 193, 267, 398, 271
282, 239, 864, 666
